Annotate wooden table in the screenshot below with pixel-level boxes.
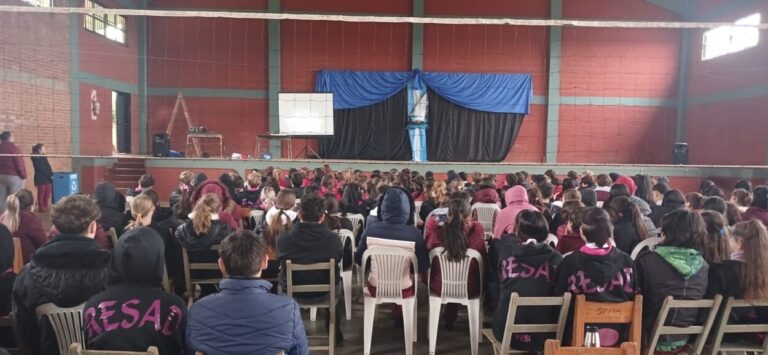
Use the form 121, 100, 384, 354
186, 133, 223, 157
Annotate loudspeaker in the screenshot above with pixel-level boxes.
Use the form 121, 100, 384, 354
153, 133, 171, 157
673, 142, 688, 165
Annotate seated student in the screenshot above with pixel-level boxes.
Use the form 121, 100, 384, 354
169, 171, 193, 210
613, 175, 652, 217
555, 202, 586, 255
127, 174, 155, 197
323, 196, 354, 271
686, 192, 705, 213
703, 196, 728, 215
549, 191, 582, 234
731, 188, 752, 213
609, 196, 649, 255
594, 174, 613, 207
188, 230, 308, 355
419, 181, 447, 223
489, 210, 562, 351
742, 185, 768, 226
555, 207, 637, 347
13, 195, 111, 355
341, 183, 369, 216
700, 211, 732, 265
262, 192, 296, 283
652, 182, 669, 207
191, 180, 240, 230
705, 220, 768, 345
426, 195, 486, 330
95, 182, 129, 237
83, 227, 186, 353
0, 225, 15, 317
649, 189, 686, 227
237, 171, 263, 209
494, 186, 538, 239
636, 209, 709, 353
175, 193, 233, 296
125, 194, 155, 231
1, 189, 46, 263
265, 190, 298, 226
277, 196, 343, 340
471, 177, 500, 205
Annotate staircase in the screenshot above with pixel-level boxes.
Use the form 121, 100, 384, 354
106, 158, 146, 191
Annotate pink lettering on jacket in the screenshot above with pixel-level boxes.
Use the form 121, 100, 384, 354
567, 268, 635, 295
84, 299, 184, 337
139, 300, 161, 330
500, 257, 551, 282
98, 300, 119, 332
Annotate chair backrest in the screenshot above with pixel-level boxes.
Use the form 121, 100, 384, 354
361, 246, 418, 299
428, 247, 483, 300
545, 234, 559, 248
630, 237, 663, 260
69, 343, 159, 355
108, 227, 119, 250
544, 339, 638, 355
249, 209, 265, 229
471, 203, 500, 233
644, 295, 722, 355
347, 214, 365, 237
336, 229, 355, 271
498, 293, 572, 352
35, 302, 85, 355
12, 237, 23, 273
285, 259, 336, 303
571, 294, 643, 348
181, 245, 222, 306
414, 201, 423, 226
710, 297, 768, 354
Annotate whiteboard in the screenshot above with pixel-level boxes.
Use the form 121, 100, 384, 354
278, 93, 334, 135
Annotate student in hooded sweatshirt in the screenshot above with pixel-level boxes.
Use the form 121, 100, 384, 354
555, 207, 637, 347
635, 209, 709, 353
609, 196, 649, 255
12, 195, 111, 355
94, 181, 129, 237
83, 227, 186, 354
493, 186, 538, 239
742, 185, 768, 227
489, 210, 562, 351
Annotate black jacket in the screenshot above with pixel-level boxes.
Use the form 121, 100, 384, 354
705, 260, 768, 343
636, 248, 708, 349
0, 225, 15, 316
30, 156, 53, 186
12, 234, 110, 355
613, 219, 643, 255
84, 228, 186, 354
95, 182, 129, 237
649, 202, 685, 228
175, 220, 232, 280
277, 222, 342, 298
489, 235, 562, 351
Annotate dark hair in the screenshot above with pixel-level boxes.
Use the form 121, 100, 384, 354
0, 131, 10, 142
139, 174, 155, 188
563, 202, 584, 231
686, 192, 705, 209
140, 189, 159, 206
51, 195, 101, 234
515, 209, 549, 242
441, 197, 471, 262
735, 179, 753, 193
580, 189, 597, 207
700, 211, 732, 264
32, 143, 44, 154
299, 196, 325, 222
633, 175, 655, 206
567, 170, 579, 180
581, 207, 613, 248
725, 202, 742, 226
544, 169, 557, 180
731, 188, 752, 207
752, 186, 768, 209
323, 195, 342, 231
662, 189, 686, 206
609, 173, 620, 182
538, 182, 554, 199
458, 172, 467, 181
532, 174, 547, 185
341, 183, 363, 214
604, 183, 629, 208
609, 196, 649, 241
505, 173, 520, 187
562, 178, 578, 191
580, 175, 595, 189
703, 196, 727, 214
700, 179, 724, 198
596, 174, 612, 187
15, 189, 34, 210
652, 183, 669, 195
291, 172, 304, 188
660, 209, 705, 250
219, 230, 265, 277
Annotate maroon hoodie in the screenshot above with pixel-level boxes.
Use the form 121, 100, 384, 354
0, 141, 26, 179
742, 206, 768, 226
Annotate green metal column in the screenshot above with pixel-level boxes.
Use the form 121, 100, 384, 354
69, 0, 82, 176
412, 0, 424, 70
138, 0, 148, 154
545, 0, 563, 163
675, 0, 692, 143
267, 0, 282, 156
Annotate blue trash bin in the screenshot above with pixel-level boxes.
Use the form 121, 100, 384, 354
52, 172, 79, 203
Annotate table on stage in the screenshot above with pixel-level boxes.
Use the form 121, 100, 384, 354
256, 133, 333, 159
187, 132, 224, 157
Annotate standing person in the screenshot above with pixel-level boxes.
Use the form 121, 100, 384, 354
12, 195, 111, 355
30, 144, 52, 212
83, 227, 186, 354
0, 190, 47, 263
0, 132, 26, 214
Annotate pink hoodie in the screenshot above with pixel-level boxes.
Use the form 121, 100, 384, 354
493, 186, 537, 238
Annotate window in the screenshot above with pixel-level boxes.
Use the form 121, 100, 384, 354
702, 13, 761, 60
21, 0, 51, 6
83, 0, 126, 44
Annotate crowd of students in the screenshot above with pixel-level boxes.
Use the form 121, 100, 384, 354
0, 164, 767, 354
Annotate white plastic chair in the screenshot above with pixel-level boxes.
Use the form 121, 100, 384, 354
361, 247, 419, 355
472, 203, 500, 240
428, 248, 484, 355
337, 229, 355, 320
249, 209, 265, 229
347, 213, 365, 237
630, 236, 663, 259
35, 303, 85, 355
414, 201, 424, 227
545, 234, 559, 248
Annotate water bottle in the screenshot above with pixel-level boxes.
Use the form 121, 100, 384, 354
584, 326, 601, 347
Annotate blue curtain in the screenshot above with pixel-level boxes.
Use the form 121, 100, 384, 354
422, 72, 532, 114
315, 70, 411, 109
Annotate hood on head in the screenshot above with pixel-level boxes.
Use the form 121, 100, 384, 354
505, 186, 529, 204
377, 186, 415, 225
94, 182, 121, 209
108, 227, 165, 287
654, 246, 704, 280
0, 225, 13, 272
615, 176, 637, 195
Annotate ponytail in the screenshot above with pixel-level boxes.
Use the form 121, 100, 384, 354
610, 196, 648, 241
629, 201, 649, 241
127, 194, 155, 229
581, 207, 613, 248
265, 209, 291, 252
193, 193, 221, 235
733, 220, 768, 300
441, 198, 470, 262
2, 194, 20, 233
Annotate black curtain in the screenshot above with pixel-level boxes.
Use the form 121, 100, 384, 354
320, 89, 411, 160
427, 90, 524, 162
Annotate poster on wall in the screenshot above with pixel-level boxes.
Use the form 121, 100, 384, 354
90, 90, 100, 120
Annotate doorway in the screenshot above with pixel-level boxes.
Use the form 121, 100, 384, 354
112, 91, 131, 154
